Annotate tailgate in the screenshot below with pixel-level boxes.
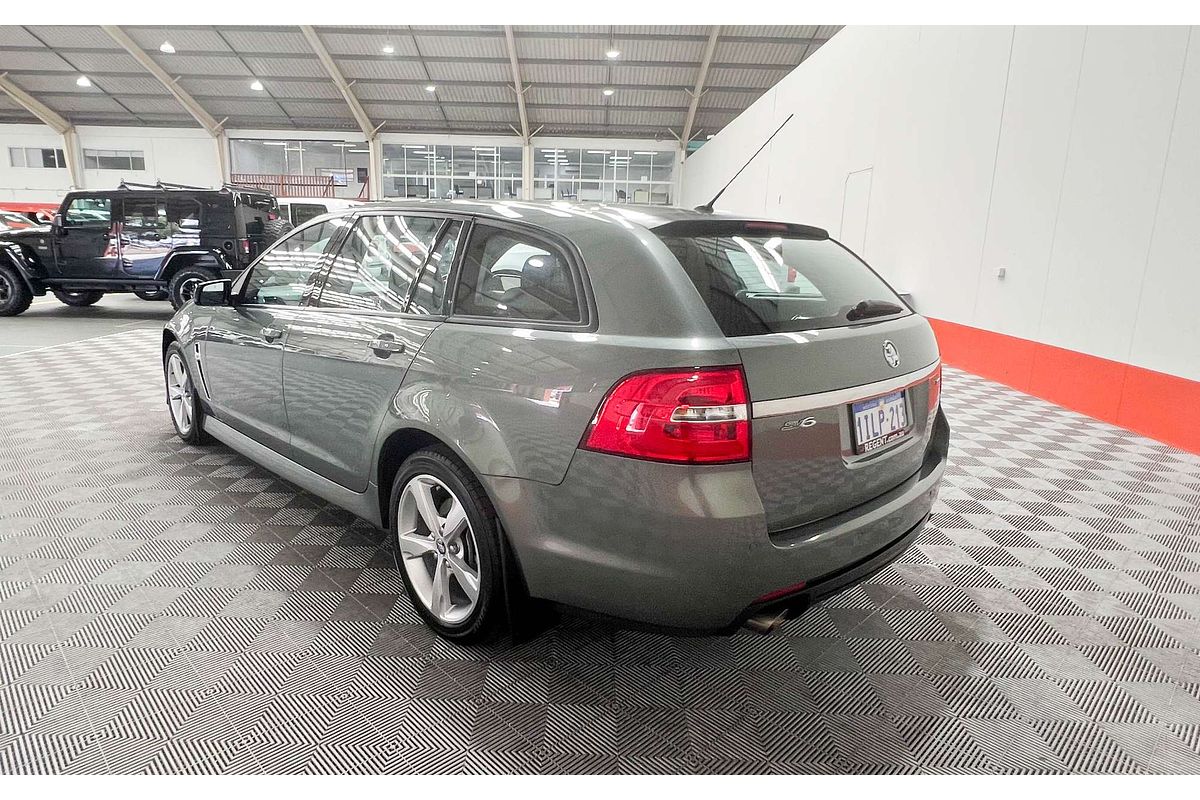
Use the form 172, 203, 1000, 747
743, 315, 941, 531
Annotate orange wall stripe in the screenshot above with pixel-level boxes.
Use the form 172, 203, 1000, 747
927, 317, 1200, 455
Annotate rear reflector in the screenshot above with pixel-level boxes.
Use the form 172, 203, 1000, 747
928, 363, 943, 411
582, 366, 751, 464
754, 580, 807, 605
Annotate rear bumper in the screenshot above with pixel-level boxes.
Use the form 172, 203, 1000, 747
488, 407, 949, 631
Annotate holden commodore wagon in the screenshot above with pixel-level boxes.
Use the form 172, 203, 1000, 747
162, 200, 949, 643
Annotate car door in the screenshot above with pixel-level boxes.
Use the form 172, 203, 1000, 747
202, 217, 345, 453
282, 212, 463, 491
117, 193, 172, 279
55, 195, 119, 278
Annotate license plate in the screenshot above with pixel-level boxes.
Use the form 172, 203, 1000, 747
851, 390, 910, 454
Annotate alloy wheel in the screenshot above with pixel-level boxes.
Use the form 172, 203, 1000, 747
396, 474, 482, 625
166, 352, 194, 434
178, 277, 202, 303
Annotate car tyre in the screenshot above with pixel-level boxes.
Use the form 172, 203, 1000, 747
168, 266, 219, 310
163, 342, 211, 445
390, 446, 508, 644
52, 289, 104, 307
133, 286, 168, 301
0, 266, 33, 316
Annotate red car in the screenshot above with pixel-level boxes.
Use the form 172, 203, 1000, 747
0, 202, 58, 224
0, 211, 38, 231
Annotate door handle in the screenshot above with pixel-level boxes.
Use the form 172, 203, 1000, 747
369, 336, 406, 357
261, 326, 284, 342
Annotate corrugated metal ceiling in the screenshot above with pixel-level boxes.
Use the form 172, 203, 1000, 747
0, 25, 838, 137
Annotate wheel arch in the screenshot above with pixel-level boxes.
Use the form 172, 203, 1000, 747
162, 329, 178, 361
375, 423, 532, 636
0, 243, 42, 295
156, 248, 229, 283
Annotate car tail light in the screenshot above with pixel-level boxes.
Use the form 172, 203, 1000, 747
928, 363, 942, 411
582, 366, 751, 464
240, 238, 250, 255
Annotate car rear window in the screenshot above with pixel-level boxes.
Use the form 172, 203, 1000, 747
654, 221, 909, 336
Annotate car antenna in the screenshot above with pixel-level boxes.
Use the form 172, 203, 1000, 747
694, 112, 794, 214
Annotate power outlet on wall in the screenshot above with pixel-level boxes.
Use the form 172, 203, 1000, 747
996, 266, 1007, 280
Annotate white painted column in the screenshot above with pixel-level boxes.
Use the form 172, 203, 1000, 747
215, 131, 231, 184
673, 143, 686, 207
369, 136, 384, 201
62, 128, 84, 190
521, 140, 534, 200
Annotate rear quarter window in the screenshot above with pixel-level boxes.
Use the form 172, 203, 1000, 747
654, 221, 909, 336
454, 223, 583, 324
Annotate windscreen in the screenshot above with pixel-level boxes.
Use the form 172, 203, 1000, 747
655, 222, 909, 336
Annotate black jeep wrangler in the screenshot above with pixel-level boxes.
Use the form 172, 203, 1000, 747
0, 182, 292, 315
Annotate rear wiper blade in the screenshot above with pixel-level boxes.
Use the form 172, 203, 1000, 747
846, 299, 904, 321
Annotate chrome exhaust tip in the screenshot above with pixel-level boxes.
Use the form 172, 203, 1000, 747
743, 609, 789, 635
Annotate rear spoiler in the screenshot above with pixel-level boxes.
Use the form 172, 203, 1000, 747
650, 219, 829, 240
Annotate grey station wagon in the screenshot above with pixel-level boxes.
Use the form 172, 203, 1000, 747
162, 200, 949, 643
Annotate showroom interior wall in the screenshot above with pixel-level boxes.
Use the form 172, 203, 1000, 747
681, 25, 1200, 452
0, 122, 220, 201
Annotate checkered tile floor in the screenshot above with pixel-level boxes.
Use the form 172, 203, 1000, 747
1, 329, 1198, 774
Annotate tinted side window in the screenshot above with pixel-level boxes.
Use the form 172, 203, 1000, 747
454, 225, 580, 323
121, 196, 166, 231
409, 221, 462, 315
64, 197, 111, 226
242, 220, 339, 306
315, 214, 441, 312
289, 203, 327, 226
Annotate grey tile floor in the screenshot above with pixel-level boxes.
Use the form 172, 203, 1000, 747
0, 328, 1198, 774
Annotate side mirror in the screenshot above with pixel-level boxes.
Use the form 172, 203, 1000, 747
51, 213, 64, 233
194, 279, 232, 307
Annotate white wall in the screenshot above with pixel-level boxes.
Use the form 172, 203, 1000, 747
0, 123, 221, 203
681, 26, 1200, 383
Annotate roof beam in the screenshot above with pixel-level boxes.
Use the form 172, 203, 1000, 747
101, 25, 222, 135
0, 72, 84, 188
502, 25, 530, 141
299, 25, 378, 140
0, 71, 71, 134
682, 26, 721, 148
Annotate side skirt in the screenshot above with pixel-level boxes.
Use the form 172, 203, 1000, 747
202, 416, 383, 528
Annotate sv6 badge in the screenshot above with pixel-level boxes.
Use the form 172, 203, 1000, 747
780, 417, 817, 432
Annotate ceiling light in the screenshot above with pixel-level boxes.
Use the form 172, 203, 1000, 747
382, 44, 395, 54
402, 144, 426, 149
634, 151, 657, 155
250, 80, 264, 91
606, 49, 621, 59
348, 149, 369, 153
586, 150, 610, 155
159, 41, 175, 54
76, 75, 92, 88
424, 84, 436, 92
602, 87, 615, 97
262, 141, 288, 146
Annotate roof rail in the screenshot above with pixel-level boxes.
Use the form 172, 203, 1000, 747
116, 179, 217, 192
